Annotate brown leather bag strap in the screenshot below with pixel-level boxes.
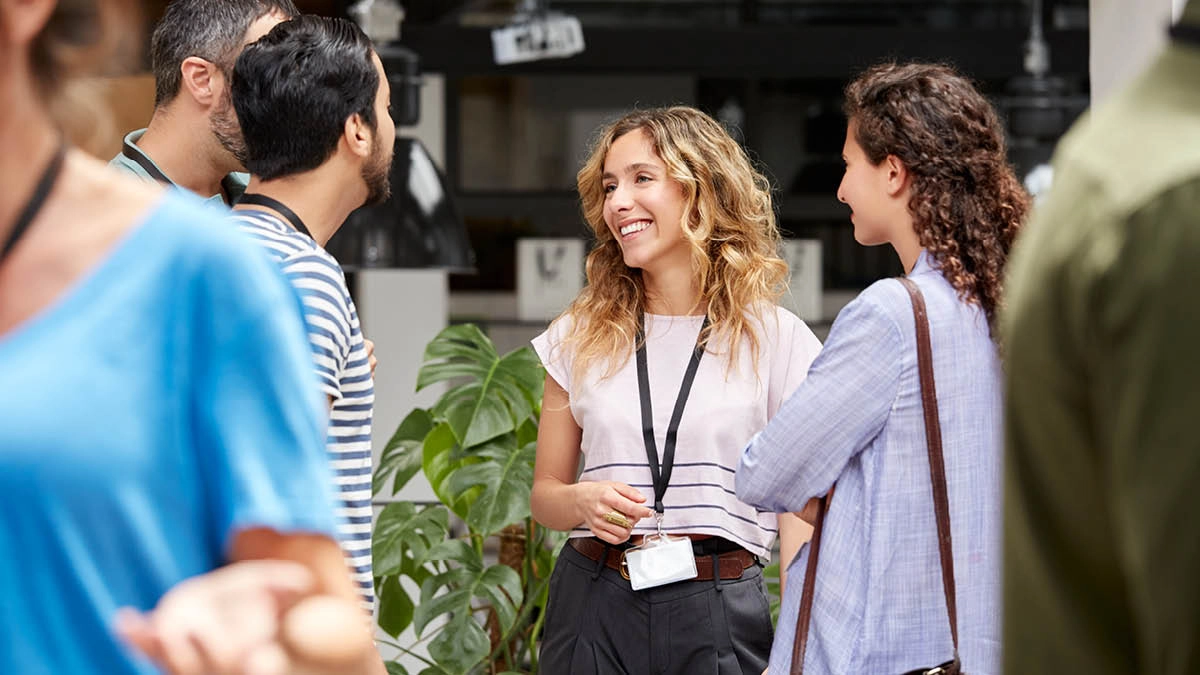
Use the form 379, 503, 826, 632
899, 277, 960, 659
790, 493, 826, 674
790, 278, 960, 675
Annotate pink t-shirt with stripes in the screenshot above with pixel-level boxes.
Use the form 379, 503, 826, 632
533, 306, 822, 557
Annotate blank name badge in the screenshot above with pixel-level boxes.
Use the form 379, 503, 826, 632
623, 535, 698, 591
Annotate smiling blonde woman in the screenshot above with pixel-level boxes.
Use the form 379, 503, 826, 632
529, 106, 822, 674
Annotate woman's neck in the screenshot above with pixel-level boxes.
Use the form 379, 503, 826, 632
0, 76, 59, 245
642, 264, 702, 316
890, 213, 924, 274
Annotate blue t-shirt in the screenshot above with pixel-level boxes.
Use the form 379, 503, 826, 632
0, 189, 339, 674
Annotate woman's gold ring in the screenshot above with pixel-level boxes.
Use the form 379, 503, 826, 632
602, 510, 633, 528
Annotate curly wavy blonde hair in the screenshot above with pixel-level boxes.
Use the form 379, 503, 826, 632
555, 106, 789, 386
844, 62, 1029, 335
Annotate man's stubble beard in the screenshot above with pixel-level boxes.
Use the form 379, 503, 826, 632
362, 133, 393, 207
210, 90, 248, 171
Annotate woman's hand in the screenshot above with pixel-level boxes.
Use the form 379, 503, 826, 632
574, 481, 656, 544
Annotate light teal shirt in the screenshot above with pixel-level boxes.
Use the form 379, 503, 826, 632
109, 129, 248, 206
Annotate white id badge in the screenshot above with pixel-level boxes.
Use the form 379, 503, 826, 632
623, 534, 698, 591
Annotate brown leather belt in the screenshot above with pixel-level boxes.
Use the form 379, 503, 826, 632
569, 537, 756, 582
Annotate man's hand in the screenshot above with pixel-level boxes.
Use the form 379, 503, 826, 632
363, 338, 377, 378
115, 560, 373, 675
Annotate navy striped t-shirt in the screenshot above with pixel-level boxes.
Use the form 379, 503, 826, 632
232, 209, 376, 612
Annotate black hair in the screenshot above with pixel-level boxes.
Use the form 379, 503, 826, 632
232, 15, 380, 180
150, 0, 299, 106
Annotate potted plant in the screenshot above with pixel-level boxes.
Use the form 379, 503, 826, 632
372, 324, 564, 675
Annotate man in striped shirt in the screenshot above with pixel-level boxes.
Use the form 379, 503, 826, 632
227, 16, 394, 617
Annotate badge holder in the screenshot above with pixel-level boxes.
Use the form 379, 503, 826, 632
620, 513, 697, 591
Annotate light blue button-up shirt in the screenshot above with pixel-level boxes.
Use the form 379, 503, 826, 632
737, 251, 1002, 675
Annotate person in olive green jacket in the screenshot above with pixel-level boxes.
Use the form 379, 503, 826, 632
1003, 1, 1200, 673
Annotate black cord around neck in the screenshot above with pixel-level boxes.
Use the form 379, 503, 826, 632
237, 193, 312, 239
1, 143, 66, 267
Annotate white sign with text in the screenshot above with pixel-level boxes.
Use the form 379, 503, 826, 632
517, 238, 585, 322
780, 239, 823, 322
492, 15, 585, 65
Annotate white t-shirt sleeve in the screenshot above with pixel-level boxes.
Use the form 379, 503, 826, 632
767, 307, 823, 419
531, 314, 576, 395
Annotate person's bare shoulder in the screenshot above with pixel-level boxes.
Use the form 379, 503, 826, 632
56, 151, 168, 246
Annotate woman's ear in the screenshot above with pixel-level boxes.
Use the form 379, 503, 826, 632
884, 154, 910, 197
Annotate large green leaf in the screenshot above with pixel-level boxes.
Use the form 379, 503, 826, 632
416, 325, 544, 450
445, 441, 536, 537
375, 409, 435, 497
495, 347, 546, 405
426, 621, 490, 675
373, 503, 450, 578
385, 662, 410, 675
377, 575, 414, 638
436, 384, 513, 450
515, 417, 539, 448
421, 422, 477, 521
411, 540, 524, 674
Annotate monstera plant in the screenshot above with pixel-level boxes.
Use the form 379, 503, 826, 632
373, 324, 564, 675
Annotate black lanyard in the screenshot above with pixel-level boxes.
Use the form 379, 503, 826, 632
122, 138, 239, 204
635, 314, 710, 515
237, 193, 312, 239
122, 138, 171, 185
2, 143, 66, 267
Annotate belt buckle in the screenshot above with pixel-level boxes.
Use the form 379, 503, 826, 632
619, 550, 631, 580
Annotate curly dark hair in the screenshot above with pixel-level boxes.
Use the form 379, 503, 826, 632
844, 62, 1029, 335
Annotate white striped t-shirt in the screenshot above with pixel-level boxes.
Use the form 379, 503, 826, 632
533, 306, 822, 558
232, 210, 375, 612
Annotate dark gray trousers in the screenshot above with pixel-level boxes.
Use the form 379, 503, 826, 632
539, 541, 773, 675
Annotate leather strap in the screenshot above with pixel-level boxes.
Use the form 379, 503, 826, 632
568, 537, 755, 582
791, 492, 826, 674
899, 277, 960, 661
790, 277, 960, 674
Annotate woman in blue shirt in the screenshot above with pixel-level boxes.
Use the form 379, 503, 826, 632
737, 62, 1029, 674
0, 1, 379, 673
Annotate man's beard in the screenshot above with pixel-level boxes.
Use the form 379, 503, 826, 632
210, 92, 248, 169
361, 133, 393, 207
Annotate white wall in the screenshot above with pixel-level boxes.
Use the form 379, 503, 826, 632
1090, 0, 1176, 104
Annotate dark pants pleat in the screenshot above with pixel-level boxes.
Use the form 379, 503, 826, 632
539, 542, 773, 675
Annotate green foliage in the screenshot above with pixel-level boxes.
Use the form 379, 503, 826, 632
763, 561, 782, 624
374, 325, 562, 675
